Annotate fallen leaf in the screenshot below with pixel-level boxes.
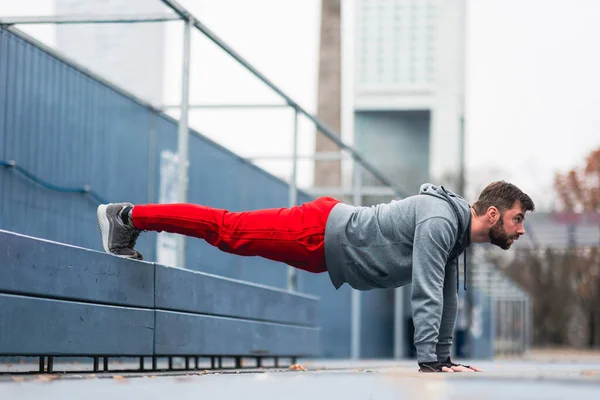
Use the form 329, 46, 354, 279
113, 375, 128, 383
37, 375, 59, 382
288, 364, 307, 371
11, 377, 25, 383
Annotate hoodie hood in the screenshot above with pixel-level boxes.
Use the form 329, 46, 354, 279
419, 183, 472, 291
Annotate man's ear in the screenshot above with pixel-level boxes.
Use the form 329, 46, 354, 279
487, 206, 500, 224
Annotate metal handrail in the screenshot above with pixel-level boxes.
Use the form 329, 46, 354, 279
1, 160, 107, 204
0, 14, 180, 25
159, 0, 410, 199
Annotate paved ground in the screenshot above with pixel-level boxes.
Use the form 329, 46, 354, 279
2, 354, 600, 400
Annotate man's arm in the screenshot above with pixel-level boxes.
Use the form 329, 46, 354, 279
411, 217, 455, 362
437, 260, 484, 372
436, 260, 457, 361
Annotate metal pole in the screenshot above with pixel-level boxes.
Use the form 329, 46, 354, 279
490, 297, 497, 356
161, 103, 289, 110
510, 300, 516, 354
460, 115, 475, 357
525, 297, 533, 351
0, 14, 181, 25
176, 18, 192, 268
458, 115, 465, 196
288, 108, 299, 291
520, 299, 526, 354
498, 300, 505, 355
393, 287, 405, 359
351, 160, 362, 359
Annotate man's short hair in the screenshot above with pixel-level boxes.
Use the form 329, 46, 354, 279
472, 181, 535, 215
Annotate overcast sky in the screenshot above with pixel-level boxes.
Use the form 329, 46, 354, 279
1, 0, 600, 210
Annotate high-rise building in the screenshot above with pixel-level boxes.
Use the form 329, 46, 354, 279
347, 0, 466, 199
55, 0, 166, 106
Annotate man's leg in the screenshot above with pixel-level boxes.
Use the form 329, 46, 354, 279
100, 197, 341, 273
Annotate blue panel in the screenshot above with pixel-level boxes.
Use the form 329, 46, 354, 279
467, 289, 495, 359
155, 311, 320, 356
0, 229, 154, 307
0, 293, 154, 356
155, 264, 318, 326
360, 289, 394, 358
0, 29, 9, 160
297, 271, 352, 358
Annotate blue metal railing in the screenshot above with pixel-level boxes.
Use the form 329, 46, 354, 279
1, 160, 108, 204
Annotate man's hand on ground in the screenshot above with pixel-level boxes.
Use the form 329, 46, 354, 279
418, 361, 457, 372
449, 364, 484, 372
440, 357, 484, 372
419, 358, 484, 373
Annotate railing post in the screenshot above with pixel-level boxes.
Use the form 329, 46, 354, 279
520, 298, 526, 354
525, 297, 532, 353
351, 160, 362, 359
288, 107, 299, 292
176, 17, 192, 269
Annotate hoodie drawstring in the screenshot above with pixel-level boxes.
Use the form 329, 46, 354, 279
455, 253, 468, 293
463, 251, 467, 291
456, 259, 459, 293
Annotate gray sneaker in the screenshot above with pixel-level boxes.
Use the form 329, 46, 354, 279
97, 203, 143, 260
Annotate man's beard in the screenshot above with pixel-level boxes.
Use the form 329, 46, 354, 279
488, 216, 516, 250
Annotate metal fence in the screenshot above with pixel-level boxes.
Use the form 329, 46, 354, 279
471, 262, 532, 357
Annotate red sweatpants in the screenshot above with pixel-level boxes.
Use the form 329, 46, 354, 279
131, 197, 341, 273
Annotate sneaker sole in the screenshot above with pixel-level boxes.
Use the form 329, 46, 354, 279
97, 204, 143, 259
97, 204, 111, 254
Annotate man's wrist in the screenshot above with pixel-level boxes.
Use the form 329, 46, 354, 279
436, 344, 451, 361
416, 343, 437, 363
418, 360, 446, 372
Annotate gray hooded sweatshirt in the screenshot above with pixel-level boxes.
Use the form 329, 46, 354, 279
324, 183, 471, 362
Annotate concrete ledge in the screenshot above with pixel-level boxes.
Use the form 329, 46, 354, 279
0, 229, 321, 358
156, 264, 318, 326
0, 230, 154, 308
0, 293, 154, 356
155, 310, 320, 356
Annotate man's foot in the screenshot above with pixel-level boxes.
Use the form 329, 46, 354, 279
97, 203, 143, 259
